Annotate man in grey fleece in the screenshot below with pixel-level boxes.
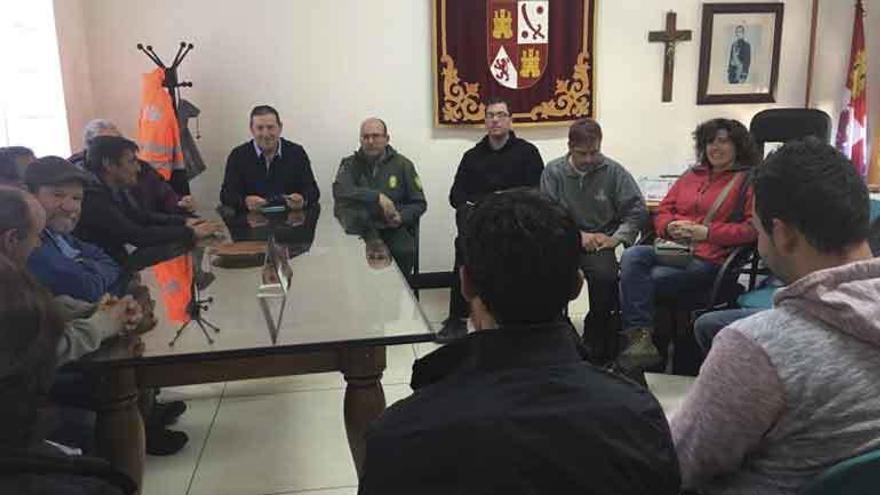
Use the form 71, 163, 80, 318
0, 186, 139, 364
671, 137, 880, 494
541, 118, 646, 363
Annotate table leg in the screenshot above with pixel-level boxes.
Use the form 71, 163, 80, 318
341, 346, 387, 479
94, 368, 145, 492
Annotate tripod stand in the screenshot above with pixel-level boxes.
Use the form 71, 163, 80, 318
169, 276, 220, 346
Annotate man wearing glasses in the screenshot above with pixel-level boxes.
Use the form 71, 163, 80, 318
541, 118, 647, 365
440, 96, 544, 341
333, 118, 427, 275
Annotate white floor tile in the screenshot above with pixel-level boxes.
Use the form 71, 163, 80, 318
142, 396, 221, 495
276, 487, 358, 495
645, 372, 696, 419
158, 382, 227, 402
223, 372, 344, 398
414, 341, 443, 358
416, 288, 449, 323
220, 344, 415, 399
381, 344, 416, 386
188, 388, 358, 495
567, 281, 590, 320
384, 383, 414, 408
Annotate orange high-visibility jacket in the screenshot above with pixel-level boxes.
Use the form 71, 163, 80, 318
152, 254, 193, 324
138, 68, 185, 180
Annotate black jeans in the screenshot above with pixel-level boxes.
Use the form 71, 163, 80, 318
579, 249, 620, 361
447, 236, 468, 320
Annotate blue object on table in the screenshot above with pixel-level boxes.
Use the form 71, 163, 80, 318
260, 204, 287, 214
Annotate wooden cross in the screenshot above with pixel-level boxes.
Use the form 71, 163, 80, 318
648, 11, 692, 102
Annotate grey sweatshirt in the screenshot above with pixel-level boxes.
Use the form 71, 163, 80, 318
671, 257, 880, 494
540, 154, 646, 246
54, 296, 121, 365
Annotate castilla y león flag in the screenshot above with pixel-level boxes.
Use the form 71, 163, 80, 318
835, 0, 867, 177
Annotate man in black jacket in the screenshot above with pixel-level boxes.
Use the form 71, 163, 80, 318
74, 136, 221, 271
441, 97, 544, 340
220, 105, 320, 213
360, 190, 680, 495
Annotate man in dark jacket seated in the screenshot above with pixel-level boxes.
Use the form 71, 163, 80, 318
359, 190, 681, 495
74, 135, 222, 272
71, 118, 196, 216
220, 105, 320, 213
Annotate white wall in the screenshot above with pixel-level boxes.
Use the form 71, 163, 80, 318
54, 0, 95, 152
54, 0, 879, 271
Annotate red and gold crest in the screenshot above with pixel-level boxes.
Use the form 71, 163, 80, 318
434, 0, 596, 126
487, 1, 550, 90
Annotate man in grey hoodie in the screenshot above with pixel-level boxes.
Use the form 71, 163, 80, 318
671, 137, 880, 494
541, 118, 646, 363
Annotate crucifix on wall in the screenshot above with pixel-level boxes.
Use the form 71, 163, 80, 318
648, 11, 692, 102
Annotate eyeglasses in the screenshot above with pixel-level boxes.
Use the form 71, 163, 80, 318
485, 111, 510, 120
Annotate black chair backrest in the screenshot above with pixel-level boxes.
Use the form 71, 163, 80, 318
749, 108, 832, 156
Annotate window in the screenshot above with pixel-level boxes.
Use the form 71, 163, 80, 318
0, 0, 70, 156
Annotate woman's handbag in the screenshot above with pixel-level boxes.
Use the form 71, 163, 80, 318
654, 173, 743, 267
653, 238, 695, 268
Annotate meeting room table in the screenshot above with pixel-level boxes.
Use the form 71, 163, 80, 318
67, 202, 436, 490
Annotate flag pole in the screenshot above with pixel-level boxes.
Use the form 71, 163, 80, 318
804, 0, 819, 108
861, 0, 878, 187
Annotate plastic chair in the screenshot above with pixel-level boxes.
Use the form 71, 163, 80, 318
749, 108, 832, 156
800, 448, 880, 495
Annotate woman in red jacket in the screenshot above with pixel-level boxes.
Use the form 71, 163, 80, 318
617, 118, 759, 371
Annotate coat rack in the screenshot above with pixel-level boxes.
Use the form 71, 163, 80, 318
135, 41, 197, 196
136, 41, 194, 116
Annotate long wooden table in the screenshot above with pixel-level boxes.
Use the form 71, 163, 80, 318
71, 203, 435, 491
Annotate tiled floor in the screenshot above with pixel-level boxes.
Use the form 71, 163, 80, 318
143, 287, 690, 495
142, 290, 450, 495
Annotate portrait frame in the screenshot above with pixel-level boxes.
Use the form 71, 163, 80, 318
697, 3, 784, 105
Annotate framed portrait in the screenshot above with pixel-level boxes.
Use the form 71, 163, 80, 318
697, 3, 784, 104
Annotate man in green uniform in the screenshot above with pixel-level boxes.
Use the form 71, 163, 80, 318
333, 118, 427, 274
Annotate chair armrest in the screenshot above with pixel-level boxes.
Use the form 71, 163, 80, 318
706, 244, 756, 310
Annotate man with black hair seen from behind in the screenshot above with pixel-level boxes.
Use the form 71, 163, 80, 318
440, 96, 544, 341
360, 189, 679, 494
